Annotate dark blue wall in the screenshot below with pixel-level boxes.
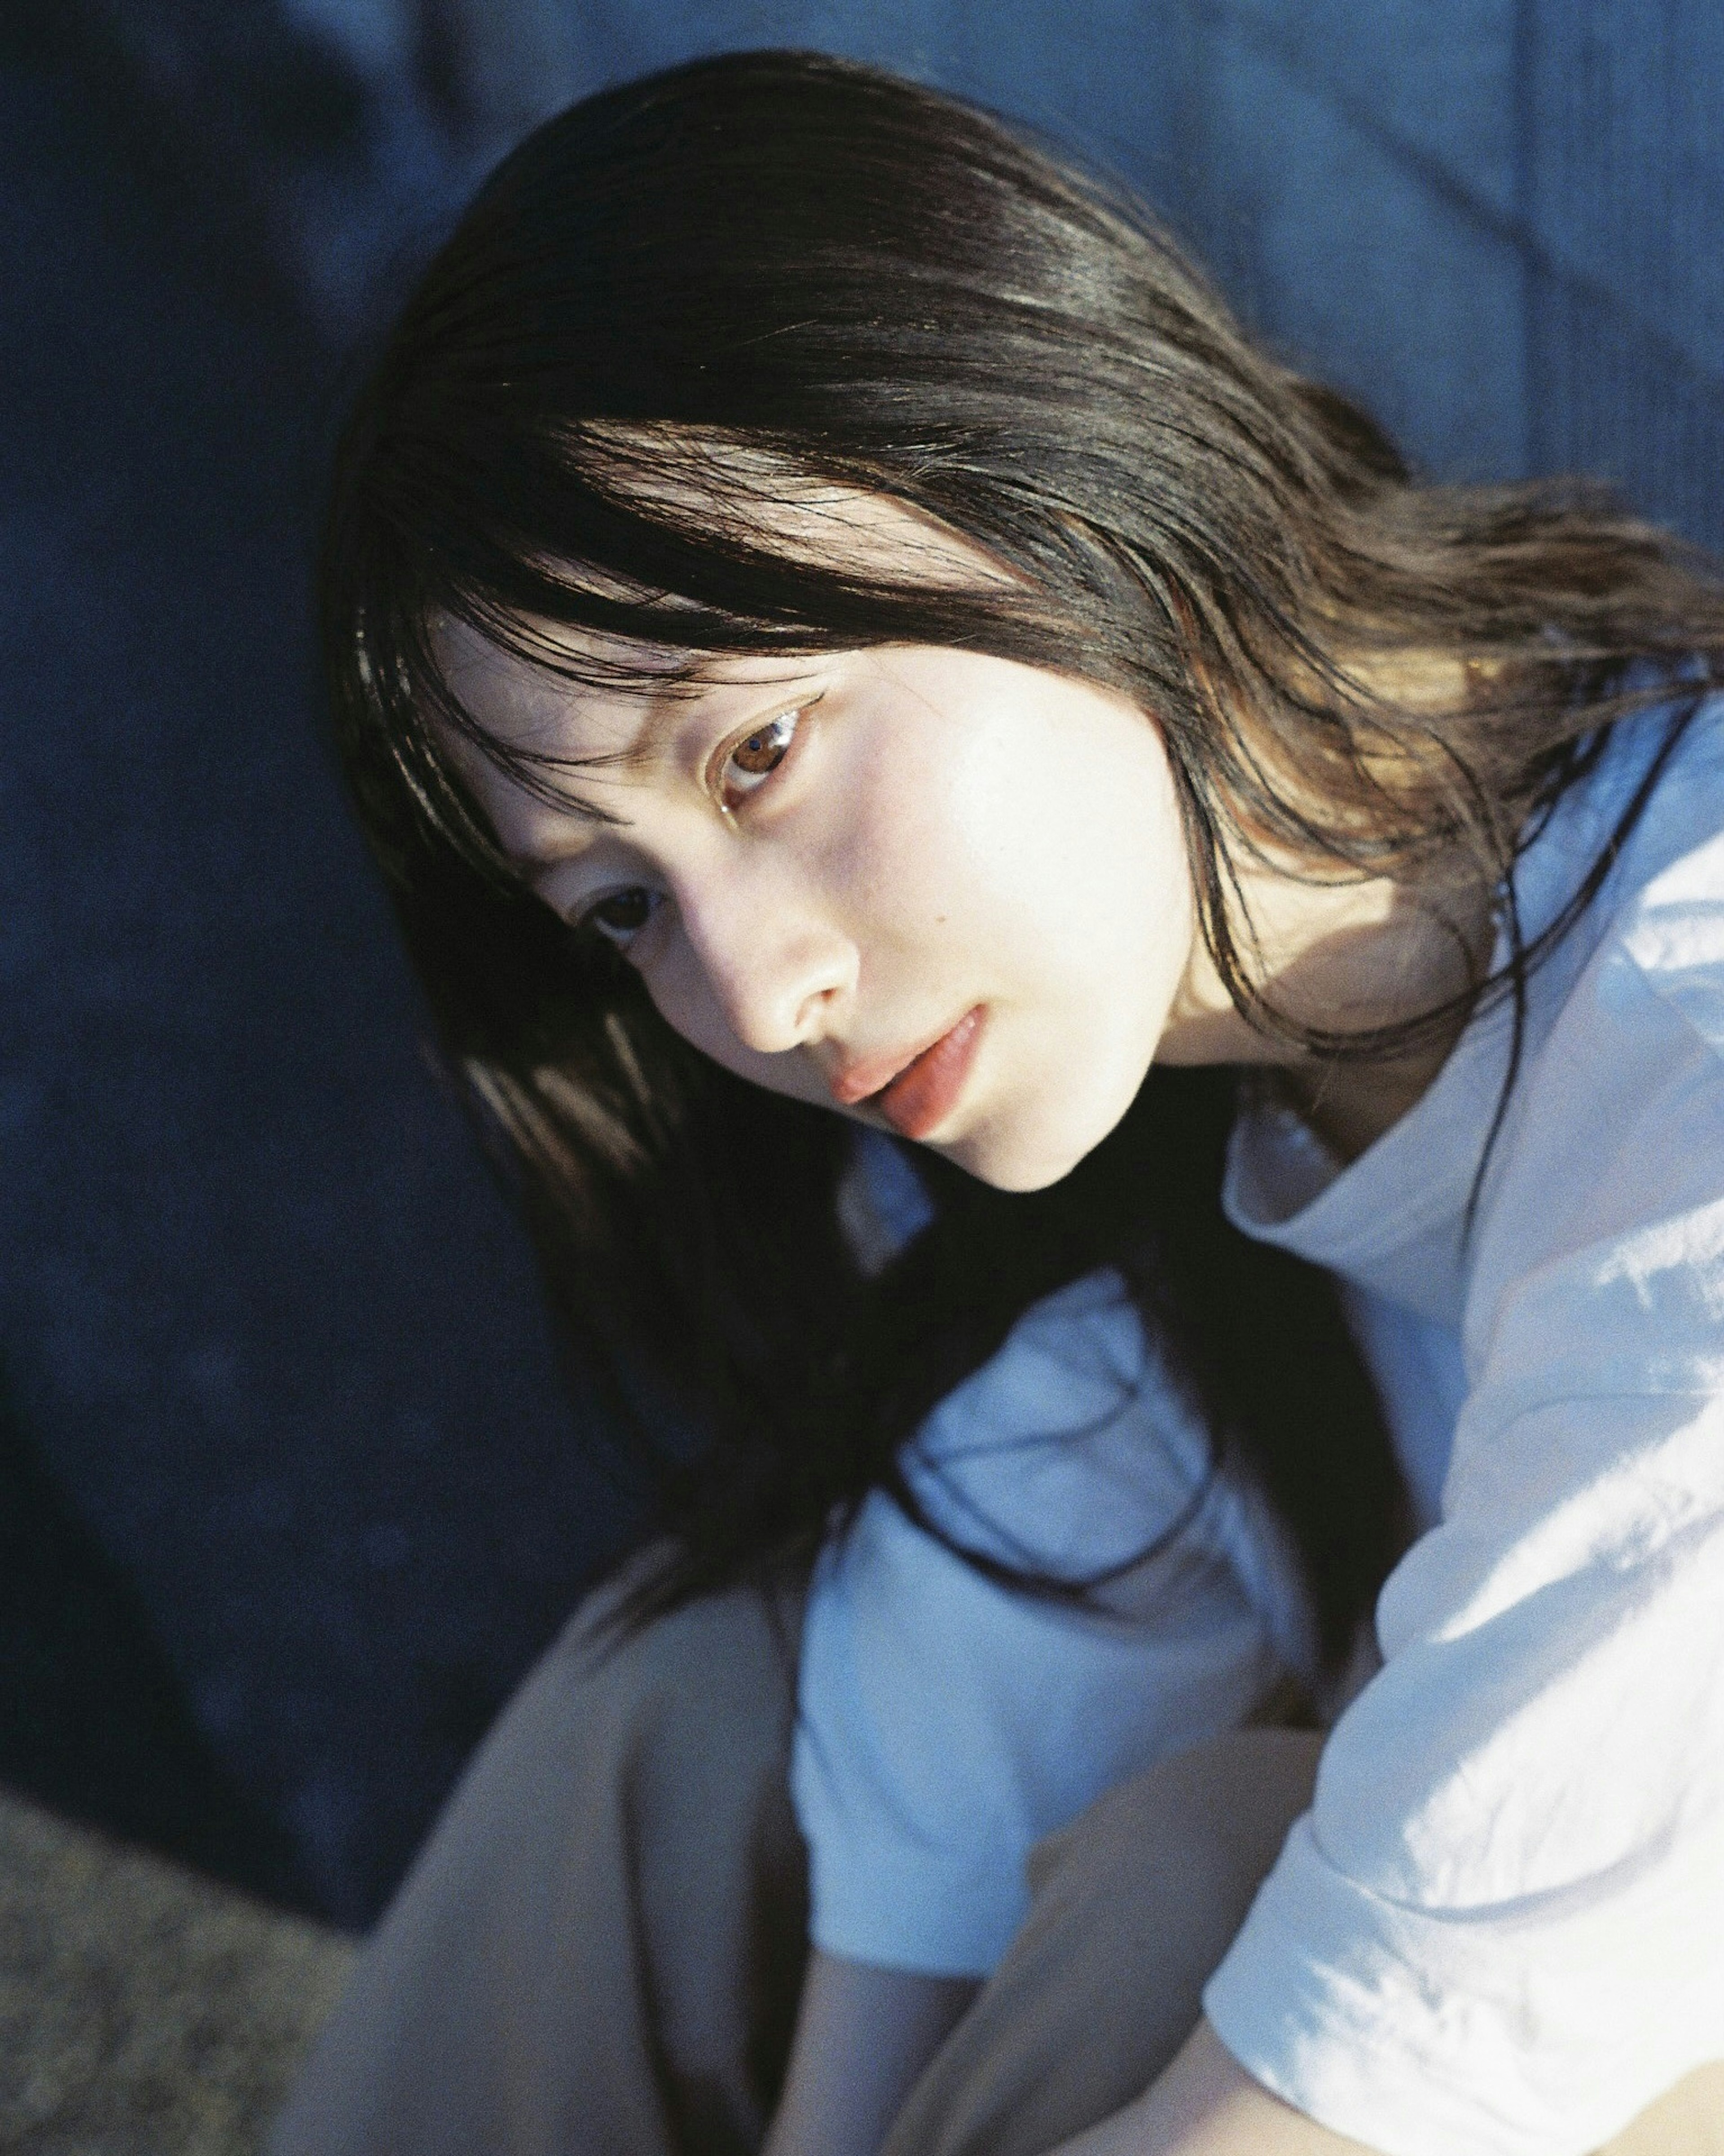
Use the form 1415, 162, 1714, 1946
1, 0, 1718, 1925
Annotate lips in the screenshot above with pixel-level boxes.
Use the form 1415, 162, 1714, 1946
833, 1007, 985, 1142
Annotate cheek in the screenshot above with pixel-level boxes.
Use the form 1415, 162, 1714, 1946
818, 691, 1191, 1033
874, 710, 1187, 996
824, 701, 1079, 948
1034, 715, 1191, 991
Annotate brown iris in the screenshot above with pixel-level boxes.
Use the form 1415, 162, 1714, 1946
727, 711, 796, 788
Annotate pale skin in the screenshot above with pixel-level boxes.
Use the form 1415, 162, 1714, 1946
433, 501, 1714, 2155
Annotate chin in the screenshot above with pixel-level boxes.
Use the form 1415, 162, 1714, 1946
938, 1112, 1111, 1193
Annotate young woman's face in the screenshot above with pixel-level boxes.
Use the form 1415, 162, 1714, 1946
440, 630, 1205, 1190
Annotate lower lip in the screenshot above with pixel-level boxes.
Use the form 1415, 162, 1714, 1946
875, 1008, 985, 1140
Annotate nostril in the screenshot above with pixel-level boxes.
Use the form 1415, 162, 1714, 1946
795, 982, 840, 1034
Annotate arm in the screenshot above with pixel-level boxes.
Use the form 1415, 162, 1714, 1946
1049, 2022, 1376, 2156
783, 1273, 1306, 2150
1152, 839, 1724, 2155
763, 1978, 1365, 2156
794, 1271, 1306, 1981
1051, 2025, 1724, 2156
763, 1950, 979, 2156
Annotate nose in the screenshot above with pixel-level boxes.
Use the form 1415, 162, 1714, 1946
671, 852, 857, 1057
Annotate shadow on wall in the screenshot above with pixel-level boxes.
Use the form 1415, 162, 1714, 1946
0, 0, 1718, 1928
0, 1372, 303, 1909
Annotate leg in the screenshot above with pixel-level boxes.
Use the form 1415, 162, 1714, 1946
270, 1551, 808, 2156
880, 1728, 1724, 2156
881, 1729, 1322, 2156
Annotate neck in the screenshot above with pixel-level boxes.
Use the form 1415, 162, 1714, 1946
1274, 1034, 1469, 1164
1159, 860, 1495, 1164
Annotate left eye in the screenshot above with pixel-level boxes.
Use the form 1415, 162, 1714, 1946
720, 709, 801, 806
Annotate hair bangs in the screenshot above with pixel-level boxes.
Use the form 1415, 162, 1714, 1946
333, 407, 1071, 886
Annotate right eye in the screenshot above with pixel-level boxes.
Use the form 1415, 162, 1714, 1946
580, 886, 662, 949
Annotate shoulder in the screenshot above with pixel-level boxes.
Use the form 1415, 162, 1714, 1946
892, 1267, 1317, 1668
1488, 688, 1724, 1192
923, 1269, 1165, 1442
1612, 703, 1724, 1056
1463, 700, 1724, 1411
1555, 690, 1724, 1089
906, 1268, 1214, 1577
1593, 685, 1724, 945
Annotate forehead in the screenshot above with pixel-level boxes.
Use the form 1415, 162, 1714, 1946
428, 621, 675, 863
431, 613, 702, 760
430, 482, 1013, 748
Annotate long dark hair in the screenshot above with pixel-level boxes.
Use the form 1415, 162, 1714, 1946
320, 51, 1724, 1668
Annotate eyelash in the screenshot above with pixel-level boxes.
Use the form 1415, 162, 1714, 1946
712, 700, 811, 811
578, 701, 812, 949
580, 886, 662, 947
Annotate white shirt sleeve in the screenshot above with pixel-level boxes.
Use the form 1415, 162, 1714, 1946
792, 1269, 1311, 1976
1206, 834, 1724, 2156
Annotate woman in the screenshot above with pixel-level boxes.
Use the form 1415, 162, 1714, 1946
275, 50, 1724, 2156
